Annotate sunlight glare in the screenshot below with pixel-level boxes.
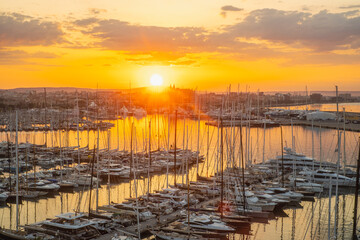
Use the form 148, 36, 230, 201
150, 74, 163, 86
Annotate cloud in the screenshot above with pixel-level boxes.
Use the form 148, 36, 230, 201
0, 49, 59, 65
220, 5, 243, 18
72, 9, 360, 65
124, 52, 197, 66
0, 12, 64, 46
77, 19, 207, 52
75, 9, 360, 53
225, 9, 360, 51
221, 5, 243, 12
339, 5, 360, 9
74, 17, 99, 27
89, 8, 107, 15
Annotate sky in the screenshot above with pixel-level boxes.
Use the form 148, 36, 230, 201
0, 0, 360, 92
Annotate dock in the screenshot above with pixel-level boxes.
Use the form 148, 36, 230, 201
278, 119, 360, 132
95, 197, 220, 239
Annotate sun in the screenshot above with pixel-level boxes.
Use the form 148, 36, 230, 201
150, 74, 163, 86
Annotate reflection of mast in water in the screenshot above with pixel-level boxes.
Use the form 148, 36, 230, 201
9, 202, 12, 229
291, 208, 296, 240
60, 192, 63, 214
317, 194, 322, 239
341, 194, 345, 240
34, 199, 37, 223
281, 217, 284, 240
310, 201, 314, 239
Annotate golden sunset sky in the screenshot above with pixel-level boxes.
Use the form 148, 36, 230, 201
1, 0, 360, 91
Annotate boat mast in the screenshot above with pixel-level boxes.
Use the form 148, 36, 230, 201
206, 117, 210, 177
291, 118, 296, 184
117, 101, 119, 150
343, 108, 346, 175
88, 147, 96, 214
148, 120, 151, 200
6, 134, 11, 193
107, 130, 111, 205
239, 111, 246, 214
44, 88, 47, 147
334, 85, 341, 238
328, 176, 333, 240
174, 110, 177, 187
352, 137, 360, 239
132, 127, 141, 239
130, 121, 133, 198
96, 127, 100, 212
319, 125, 322, 168
312, 119, 315, 173
220, 117, 224, 219
15, 110, 19, 230
281, 126, 284, 187
196, 97, 200, 177
166, 113, 170, 188
76, 92, 80, 166
262, 118, 266, 164
187, 126, 190, 230
182, 116, 185, 184
59, 130, 63, 182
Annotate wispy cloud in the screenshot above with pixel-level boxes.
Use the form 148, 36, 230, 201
220, 5, 243, 18
0, 49, 59, 65
339, 5, 360, 9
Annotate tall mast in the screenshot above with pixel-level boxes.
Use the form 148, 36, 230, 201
130, 121, 133, 198
174, 110, 177, 187
291, 118, 295, 182
148, 120, 151, 200
281, 126, 284, 188
262, 120, 266, 164
334, 85, 341, 238
96, 127, 100, 212
206, 118, 210, 177
196, 97, 200, 177
319, 125, 322, 168
312, 119, 315, 173
6, 134, 11, 192
343, 108, 346, 175
220, 118, 224, 219
44, 88, 47, 147
352, 137, 360, 239
15, 110, 19, 230
88, 147, 96, 214
59, 130, 63, 182
117, 101, 119, 150
166, 114, 170, 188
76, 92, 80, 166
239, 113, 246, 214
132, 127, 141, 239
186, 126, 190, 229
107, 130, 111, 205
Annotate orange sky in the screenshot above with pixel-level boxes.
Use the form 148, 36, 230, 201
0, 0, 360, 91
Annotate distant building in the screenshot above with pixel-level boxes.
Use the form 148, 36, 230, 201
310, 93, 322, 102
339, 93, 351, 101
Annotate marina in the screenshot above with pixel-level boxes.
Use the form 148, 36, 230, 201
0, 103, 359, 239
